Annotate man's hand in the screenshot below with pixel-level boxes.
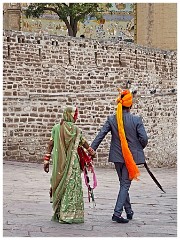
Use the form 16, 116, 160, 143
87, 147, 96, 158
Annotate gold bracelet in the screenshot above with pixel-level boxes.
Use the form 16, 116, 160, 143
44, 160, 49, 164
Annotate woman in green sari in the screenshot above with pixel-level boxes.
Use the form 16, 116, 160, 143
43, 106, 96, 223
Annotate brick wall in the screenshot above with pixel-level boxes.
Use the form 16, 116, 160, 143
3, 30, 177, 167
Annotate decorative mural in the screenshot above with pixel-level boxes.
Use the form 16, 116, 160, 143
21, 3, 136, 42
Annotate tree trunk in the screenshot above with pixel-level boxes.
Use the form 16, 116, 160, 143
67, 26, 74, 37
63, 17, 78, 37
66, 21, 77, 37
72, 20, 78, 37
63, 18, 74, 37
70, 17, 78, 37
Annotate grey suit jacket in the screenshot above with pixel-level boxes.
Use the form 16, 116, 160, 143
91, 111, 148, 165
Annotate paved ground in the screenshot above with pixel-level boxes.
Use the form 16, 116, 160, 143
3, 161, 177, 237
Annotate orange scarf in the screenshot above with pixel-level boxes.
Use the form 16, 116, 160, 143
116, 90, 140, 180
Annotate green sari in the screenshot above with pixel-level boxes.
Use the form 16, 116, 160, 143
50, 107, 85, 223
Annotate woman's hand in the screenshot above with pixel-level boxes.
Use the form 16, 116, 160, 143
43, 154, 50, 173
87, 147, 96, 158
44, 160, 49, 173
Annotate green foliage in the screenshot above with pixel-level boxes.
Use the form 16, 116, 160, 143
25, 3, 112, 21
25, 3, 112, 36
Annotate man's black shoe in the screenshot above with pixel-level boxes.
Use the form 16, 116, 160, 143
127, 211, 134, 220
112, 214, 129, 223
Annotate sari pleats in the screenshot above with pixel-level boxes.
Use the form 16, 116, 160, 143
50, 122, 84, 223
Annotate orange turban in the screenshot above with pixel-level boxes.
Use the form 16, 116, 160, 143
116, 89, 140, 181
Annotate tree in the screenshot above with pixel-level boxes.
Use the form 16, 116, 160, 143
25, 3, 112, 37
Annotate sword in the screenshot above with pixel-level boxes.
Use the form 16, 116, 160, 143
144, 162, 166, 193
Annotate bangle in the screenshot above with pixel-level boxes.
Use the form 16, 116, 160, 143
44, 160, 49, 164
44, 156, 50, 161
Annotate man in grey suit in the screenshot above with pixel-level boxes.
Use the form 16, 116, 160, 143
91, 89, 148, 223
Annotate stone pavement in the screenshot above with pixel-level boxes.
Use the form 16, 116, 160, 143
3, 161, 177, 237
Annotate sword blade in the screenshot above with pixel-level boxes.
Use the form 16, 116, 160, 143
144, 162, 166, 193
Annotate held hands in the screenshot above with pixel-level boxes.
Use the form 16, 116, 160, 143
87, 147, 96, 158
43, 154, 50, 173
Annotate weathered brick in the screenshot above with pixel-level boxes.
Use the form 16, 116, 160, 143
3, 30, 177, 167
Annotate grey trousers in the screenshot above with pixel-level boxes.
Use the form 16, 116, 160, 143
114, 162, 132, 216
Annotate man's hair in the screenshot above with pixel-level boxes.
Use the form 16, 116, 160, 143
122, 106, 131, 110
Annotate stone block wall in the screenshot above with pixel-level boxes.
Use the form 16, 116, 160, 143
3, 30, 177, 167
137, 3, 177, 50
